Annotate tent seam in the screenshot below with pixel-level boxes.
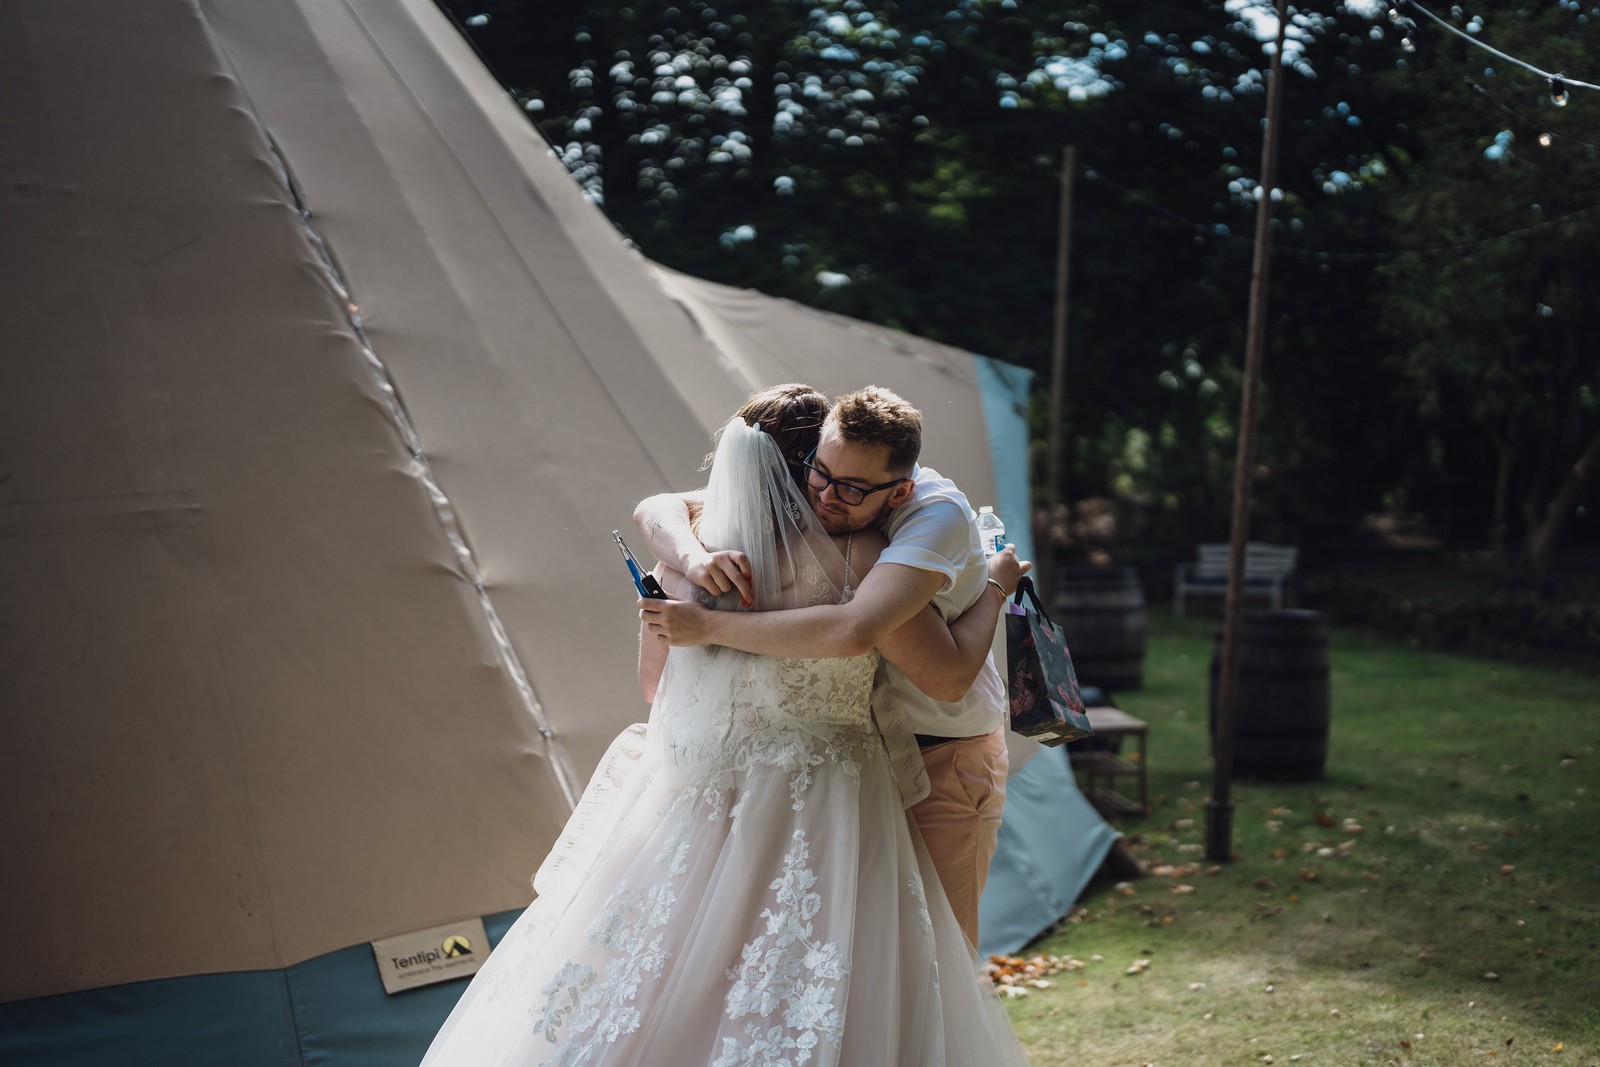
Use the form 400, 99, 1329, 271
263, 137, 585, 811
337, 0, 676, 490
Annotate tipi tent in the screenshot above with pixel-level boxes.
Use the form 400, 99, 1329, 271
0, 1, 1116, 1062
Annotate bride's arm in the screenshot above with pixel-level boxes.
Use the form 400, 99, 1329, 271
633, 491, 755, 603
876, 547, 1029, 702
638, 564, 691, 702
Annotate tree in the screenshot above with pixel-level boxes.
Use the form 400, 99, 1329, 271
1370, 1, 1600, 574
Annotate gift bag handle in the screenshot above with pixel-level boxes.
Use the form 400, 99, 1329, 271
1011, 575, 1058, 627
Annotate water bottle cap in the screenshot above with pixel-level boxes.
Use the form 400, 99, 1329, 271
978, 505, 994, 514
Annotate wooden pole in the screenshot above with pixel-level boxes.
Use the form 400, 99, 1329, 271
1207, 0, 1288, 864
1043, 145, 1076, 600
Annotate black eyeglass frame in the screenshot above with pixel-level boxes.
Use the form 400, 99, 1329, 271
799, 449, 908, 507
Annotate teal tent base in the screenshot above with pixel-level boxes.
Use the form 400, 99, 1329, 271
978, 747, 1120, 959
0, 910, 522, 1067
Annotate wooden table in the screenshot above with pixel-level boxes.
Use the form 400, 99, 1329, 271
1070, 706, 1149, 820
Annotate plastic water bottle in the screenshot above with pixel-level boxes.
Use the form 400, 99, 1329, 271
975, 505, 1006, 559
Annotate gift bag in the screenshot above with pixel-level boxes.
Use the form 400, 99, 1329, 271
1005, 575, 1094, 746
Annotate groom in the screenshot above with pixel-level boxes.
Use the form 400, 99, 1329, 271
636, 385, 1022, 947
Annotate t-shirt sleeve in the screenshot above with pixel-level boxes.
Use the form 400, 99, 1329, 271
875, 499, 971, 596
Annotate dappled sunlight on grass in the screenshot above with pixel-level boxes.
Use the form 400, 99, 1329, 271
1003, 613, 1599, 1065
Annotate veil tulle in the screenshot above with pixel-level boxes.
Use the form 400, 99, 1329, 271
696, 416, 852, 612
533, 419, 857, 903
643, 418, 861, 793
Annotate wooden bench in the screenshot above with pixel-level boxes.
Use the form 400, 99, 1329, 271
1069, 706, 1149, 820
1173, 542, 1298, 617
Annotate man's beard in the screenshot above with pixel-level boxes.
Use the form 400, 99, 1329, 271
808, 489, 892, 534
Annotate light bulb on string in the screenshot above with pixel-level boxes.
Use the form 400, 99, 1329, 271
1537, 128, 1554, 147
1401, 34, 1417, 53
1550, 76, 1569, 107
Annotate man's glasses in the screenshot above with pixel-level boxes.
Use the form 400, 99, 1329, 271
799, 449, 907, 507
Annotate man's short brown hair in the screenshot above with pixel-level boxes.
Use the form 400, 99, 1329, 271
826, 386, 922, 475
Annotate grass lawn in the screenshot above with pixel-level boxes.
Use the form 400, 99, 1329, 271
1002, 613, 1600, 1066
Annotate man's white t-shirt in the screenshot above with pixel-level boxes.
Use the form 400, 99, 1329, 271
875, 465, 1006, 738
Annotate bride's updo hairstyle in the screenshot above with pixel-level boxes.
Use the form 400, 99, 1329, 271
706, 383, 827, 489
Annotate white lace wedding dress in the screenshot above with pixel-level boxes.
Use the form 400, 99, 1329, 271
419, 421, 1031, 1067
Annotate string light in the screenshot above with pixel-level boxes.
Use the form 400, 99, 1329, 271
1537, 128, 1554, 147
1401, 1, 1600, 95
1423, 30, 1600, 150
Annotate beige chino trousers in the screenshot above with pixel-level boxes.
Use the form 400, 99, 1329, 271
909, 725, 1009, 950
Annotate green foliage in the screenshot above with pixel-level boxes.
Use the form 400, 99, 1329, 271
1004, 614, 1600, 1065
1367, 4, 1600, 563
438, 0, 1599, 568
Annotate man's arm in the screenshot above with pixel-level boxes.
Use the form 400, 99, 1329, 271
876, 547, 1028, 701
633, 491, 754, 602
637, 564, 677, 703
640, 560, 946, 659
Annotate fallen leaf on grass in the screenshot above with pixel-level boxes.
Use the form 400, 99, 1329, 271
1482, 971, 1500, 981
1150, 862, 1200, 878
1126, 958, 1150, 975
1172, 884, 1197, 894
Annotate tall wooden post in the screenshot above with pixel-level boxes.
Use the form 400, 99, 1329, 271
1043, 145, 1076, 599
1207, 0, 1288, 863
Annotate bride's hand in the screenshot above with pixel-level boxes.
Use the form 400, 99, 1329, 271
639, 596, 717, 646
686, 549, 755, 607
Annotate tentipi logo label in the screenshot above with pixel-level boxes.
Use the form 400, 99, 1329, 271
371, 918, 490, 995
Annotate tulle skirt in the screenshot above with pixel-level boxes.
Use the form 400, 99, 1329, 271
419, 721, 1031, 1067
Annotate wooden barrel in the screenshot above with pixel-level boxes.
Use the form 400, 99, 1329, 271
1209, 609, 1330, 781
1053, 566, 1147, 693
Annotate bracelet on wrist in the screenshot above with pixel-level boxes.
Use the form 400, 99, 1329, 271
986, 577, 1009, 599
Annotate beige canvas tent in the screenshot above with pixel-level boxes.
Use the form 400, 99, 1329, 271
0, 1, 1111, 1062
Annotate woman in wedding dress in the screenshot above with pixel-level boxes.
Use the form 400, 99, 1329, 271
419, 412, 1031, 1067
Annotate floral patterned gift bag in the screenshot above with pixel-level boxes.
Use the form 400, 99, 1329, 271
1005, 576, 1094, 747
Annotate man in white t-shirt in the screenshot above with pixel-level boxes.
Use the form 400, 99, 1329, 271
636, 385, 1023, 946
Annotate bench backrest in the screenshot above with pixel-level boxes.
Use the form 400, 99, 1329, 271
1193, 542, 1298, 579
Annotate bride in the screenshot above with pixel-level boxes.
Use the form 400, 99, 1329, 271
419, 415, 1031, 1067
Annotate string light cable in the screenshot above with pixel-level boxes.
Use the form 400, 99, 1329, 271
1419, 35, 1600, 151
1398, 0, 1600, 99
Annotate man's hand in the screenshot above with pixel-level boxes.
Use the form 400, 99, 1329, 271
639, 596, 720, 647
687, 549, 755, 605
987, 545, 1031, 596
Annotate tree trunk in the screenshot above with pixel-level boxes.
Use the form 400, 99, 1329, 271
1489, 430, 1512, 568
1524, 424, 1600, 576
